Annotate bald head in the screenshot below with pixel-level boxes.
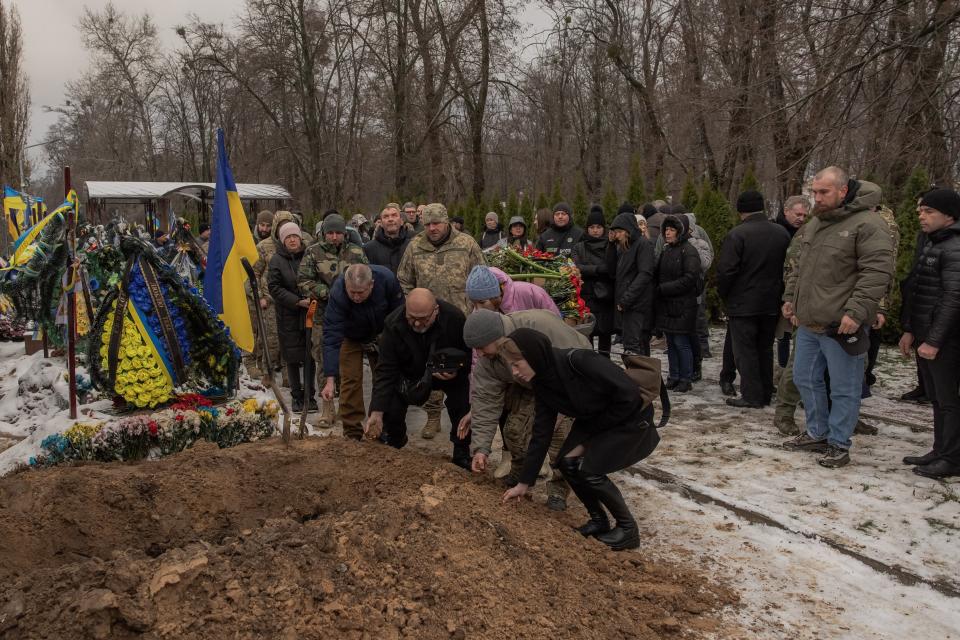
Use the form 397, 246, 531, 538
812, 166, 850, 214
815, 166, 849, 189
405, 288, 439, 334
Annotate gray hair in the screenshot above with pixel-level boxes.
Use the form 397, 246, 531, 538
815, 166, 849, 188
344, 264, 373, 288
402, 201, 417, 211
784, 195, 810, 212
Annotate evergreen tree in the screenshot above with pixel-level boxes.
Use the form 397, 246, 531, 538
653, 171, 667, 200
739, 166, 761, 193
694, 180, 737, 320
602, 182, 619, 222
626, 154, 647, 206
883, 166, 930, 339
680, 174, 699, 210
506, 190, 519, 219
572, 180, 588, 228
519, 191, 534, 229
535, 191, 549, 211
550, 178, 564, 206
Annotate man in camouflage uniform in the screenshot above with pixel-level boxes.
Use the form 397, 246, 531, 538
297, 213, 367, 428
244, 210, 275, 375
397, 202, 485, 439
251, 211, 315, 380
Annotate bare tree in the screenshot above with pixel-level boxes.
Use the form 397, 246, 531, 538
0, 2, 29, 189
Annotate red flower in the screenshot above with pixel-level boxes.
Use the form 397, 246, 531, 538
148, 420, 158, 436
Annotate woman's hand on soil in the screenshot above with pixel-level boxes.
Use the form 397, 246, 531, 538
502, 483, 529, 504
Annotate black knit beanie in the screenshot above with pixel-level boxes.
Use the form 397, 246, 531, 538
920, 188, 960, 220
617, 201, 636, 215
736, 190, 765, 214
586, 207, 606, 227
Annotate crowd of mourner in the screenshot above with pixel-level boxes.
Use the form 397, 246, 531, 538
174, 165, 959, 552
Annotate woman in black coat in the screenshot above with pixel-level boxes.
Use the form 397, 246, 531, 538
608, 206, 656, 357
655, 215, 701, 392
572, 206, 616, 356
500, 328, 660, 551
267, 222, 315, 412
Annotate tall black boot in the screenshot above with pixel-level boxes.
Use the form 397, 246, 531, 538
557, 457, 610, 537
287, 363, 303, 412
582, 473, 639, 550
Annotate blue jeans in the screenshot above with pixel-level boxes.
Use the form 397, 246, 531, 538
666, 333, 694, 382
792, 326, 865, 450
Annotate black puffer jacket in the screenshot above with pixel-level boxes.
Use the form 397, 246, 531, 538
363, 226, 411, 274
903, 221, 960, 347
536, 221, 584, 256
479, 226, 505, 250
715, 213, 791, 316
572, 234, 616, 335
267, 243, 308, 364
609, 213, 655, 326
654, 215, 702, 334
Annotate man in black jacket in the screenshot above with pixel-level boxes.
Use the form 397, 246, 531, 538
365, 288, 472, 468
899, 188, 960, 479
364, 203, 411, 273
536, 202, 583, 256
716, 191, 791, 408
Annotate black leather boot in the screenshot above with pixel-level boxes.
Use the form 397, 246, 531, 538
583, 473, 640, 550
557, 457, 610, 537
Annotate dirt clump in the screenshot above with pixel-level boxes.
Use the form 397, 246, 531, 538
0, 437, 739, 639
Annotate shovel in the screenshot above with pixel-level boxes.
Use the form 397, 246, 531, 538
301, 299, 318, 438
241, 257, 292, 445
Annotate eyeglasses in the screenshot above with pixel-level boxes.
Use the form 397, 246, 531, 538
406, 306, 438, 325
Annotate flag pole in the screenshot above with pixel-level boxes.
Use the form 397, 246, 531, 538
65, 166, 78, 420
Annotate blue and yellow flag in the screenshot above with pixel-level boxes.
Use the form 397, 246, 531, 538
3, 186, 46, 240
203, 129, 258, 352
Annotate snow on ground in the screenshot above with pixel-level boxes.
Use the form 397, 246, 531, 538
0, 328, 958, 638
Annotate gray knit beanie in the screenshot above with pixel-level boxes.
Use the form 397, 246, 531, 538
463, 309, 506, 348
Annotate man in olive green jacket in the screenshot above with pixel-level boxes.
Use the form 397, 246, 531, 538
781, 167, 895, 468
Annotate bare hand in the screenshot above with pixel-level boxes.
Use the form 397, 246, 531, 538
873, 313, 886, 330
260, 297, 269, 309
898, 332, 914, 358
471, 452, 487, 473
297, 299, 311, 309
781, 301, 794, 319
321, 377, 336, 401
432, 371, 456, 381
457, 412, 473, 440
364, 411, 383, 440
837, 314, 860, 335
917, 343, 939, 360
502, 483, 529, 504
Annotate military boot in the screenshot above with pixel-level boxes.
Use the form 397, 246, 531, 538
314, 399, 337, 430
421, 410, 441, 439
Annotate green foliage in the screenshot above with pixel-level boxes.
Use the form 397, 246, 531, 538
653, 171, 667, 200
694, 180, 737, 321
601, 182, 619, 223
680, 174, 699, 210
626, 154, 647, 206
519, 191, 534, 229
550, 178, 564, 206
882, 166, 929, 340
535, 191, 549, 211
572, 180, 588, 228
506, 190, 519, 219
739, 166, 761, 192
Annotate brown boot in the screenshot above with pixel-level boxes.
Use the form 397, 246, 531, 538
421, 410, 441, 439
314, 399, 337, 430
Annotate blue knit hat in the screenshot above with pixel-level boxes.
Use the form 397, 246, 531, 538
466, 265, 502, 301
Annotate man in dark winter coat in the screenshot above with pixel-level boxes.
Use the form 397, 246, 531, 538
573, 206, 616, 355
899, 188, 960, 479
364, 203, 412, 273
716, 191, 791, 408
777, 195, 809, 238
321, 264, 404, 439
403, 201, 423, 234
366, 288, 472, 468
536, 202, 583, 256
609, 203, 655, 356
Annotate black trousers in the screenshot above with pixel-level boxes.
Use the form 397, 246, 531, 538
865, 328, 882, 387
917, 339, 960, 466
719, 328, 737, 384
728, 315, 778, 405
621, 310, 650, 356
382, 373, 471, 452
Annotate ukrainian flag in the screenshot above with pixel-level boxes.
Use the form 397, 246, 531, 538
203, 129, 258, 352
3, 186, 45, 240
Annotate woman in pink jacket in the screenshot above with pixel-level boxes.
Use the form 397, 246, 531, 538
465, 266, 560, 316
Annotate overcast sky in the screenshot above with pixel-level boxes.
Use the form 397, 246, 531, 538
20, 0, 242, 174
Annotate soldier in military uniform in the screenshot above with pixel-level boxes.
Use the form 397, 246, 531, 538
251, 211, 315, 382
244, 210, 275, 376
298, 213, 367, 428
397, 203, 486, 439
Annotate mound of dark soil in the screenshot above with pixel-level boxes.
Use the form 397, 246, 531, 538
0, 437, 738, 639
